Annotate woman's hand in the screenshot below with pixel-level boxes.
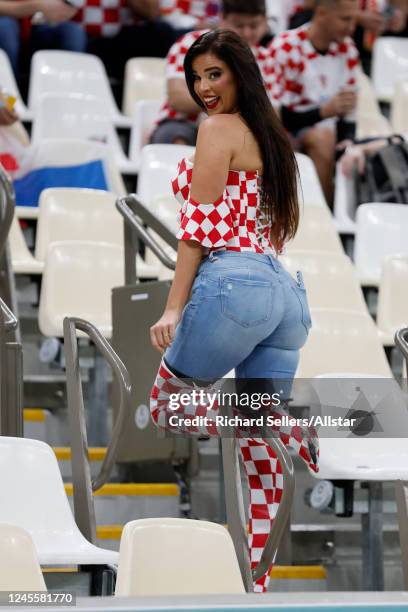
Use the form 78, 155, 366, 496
150, 308, 182, 354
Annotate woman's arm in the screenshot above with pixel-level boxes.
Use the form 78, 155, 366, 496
150, 115, 234, 354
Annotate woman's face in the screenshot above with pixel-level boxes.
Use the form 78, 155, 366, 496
192, 53, 238, 115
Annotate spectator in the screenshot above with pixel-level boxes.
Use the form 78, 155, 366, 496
354, 1, 407, 73
0, 0, 87, 76
270, 0, 360, 206
150, 0, 272, 145
72, 0, 178, 78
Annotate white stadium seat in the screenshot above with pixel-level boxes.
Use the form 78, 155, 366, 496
391, 79, 408, 132
39, 241, 124, 338
9, 217, 43, 275
377, 255, 408, 346
137, 144, 195, 206
115, 518, 245, 596
297, 309, 392, 378
286, 205, 344, 253
281, 251, 367, 313
0, 437, 118, 566
34, 188, 157, 279
295, 153, 328, 207
372, 37, 408, 103
31, 93, 136, 174
353, 203, 408, 286
128, 99, 162, 171
28, 51, 131, 128
0, 524, 46, 591
122, 58, 165, 117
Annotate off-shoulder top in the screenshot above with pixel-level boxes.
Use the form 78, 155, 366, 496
172, 158, 278, 255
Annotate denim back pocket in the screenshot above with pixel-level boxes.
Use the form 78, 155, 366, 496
291, 271, 312, 333
221, 277, 273, 327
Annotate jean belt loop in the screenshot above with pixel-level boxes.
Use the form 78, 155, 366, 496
209, 251, 219, 262
268, 255, 279, 273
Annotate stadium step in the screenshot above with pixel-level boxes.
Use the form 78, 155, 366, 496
23, 408, 48, 442
64, 482, 180, 529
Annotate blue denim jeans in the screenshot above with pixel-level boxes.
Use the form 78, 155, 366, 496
164, 251, 312, 381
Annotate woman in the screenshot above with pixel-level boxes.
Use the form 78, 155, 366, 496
150, 29, 318, 592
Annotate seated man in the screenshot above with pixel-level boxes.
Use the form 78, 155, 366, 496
270, 0, 360, 206
150, 0, 271, 145
72, 0, 177, 78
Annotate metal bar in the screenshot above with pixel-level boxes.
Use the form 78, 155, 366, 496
395, 481, 408, 590
64, 317, 97, 543
0, 166, 15, 261
63, 316, 132, 542
221, 435, 253, 592
395, 329, 408, 590
362, 481, 384, 591
116, 196, 177, 271
0, 297, 18, 331
87, 349, 109, 447
123, 220, 139, 286
396, 328, 408, 383
0, 298, 23, 437
4, 343, 23, 436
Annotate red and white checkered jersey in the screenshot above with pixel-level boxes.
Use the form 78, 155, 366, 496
157, 29, 275, 125
269, 24, 360, 113
160, 0, 220, 24
172, 157, 278, 254
73, 0, 140, 36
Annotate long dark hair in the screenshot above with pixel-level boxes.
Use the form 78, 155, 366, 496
184, 30, 299, 246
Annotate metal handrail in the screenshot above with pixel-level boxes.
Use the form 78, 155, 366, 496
396, 328, 408, 366
0, 298, 18, 332
63, 316, 132, 542
0, 165, 16, 261
116, 196, 177, 284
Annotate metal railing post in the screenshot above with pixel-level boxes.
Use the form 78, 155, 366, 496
0, 298, 23, 437
395, 327, 408, 590
63, 317, 132, 543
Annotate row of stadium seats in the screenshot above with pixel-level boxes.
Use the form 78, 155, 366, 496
2, 38, 407, 124
0, 437, 243, 595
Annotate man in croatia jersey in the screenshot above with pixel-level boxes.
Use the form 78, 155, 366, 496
150, 0, 272, 145
269, 0, 360, 206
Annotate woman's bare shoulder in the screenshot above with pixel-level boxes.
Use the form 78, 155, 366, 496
198, 113, 243, 135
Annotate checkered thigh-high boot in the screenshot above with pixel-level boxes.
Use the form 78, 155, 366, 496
150, 359, 319, 593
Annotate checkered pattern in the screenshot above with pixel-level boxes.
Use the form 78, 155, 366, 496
269, 24, 360, 114
150, 358, 319, 593
172, 157, 278, 254
157, 30, 275, 125
73, 0, 139, 36
160, 0, 220, 23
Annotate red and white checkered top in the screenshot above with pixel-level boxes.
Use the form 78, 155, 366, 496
73, 0, 139, 36
269, 24, 360, 112
172, 157, 278, 254
160, 0, 220, 24
157, 29, 275, 125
